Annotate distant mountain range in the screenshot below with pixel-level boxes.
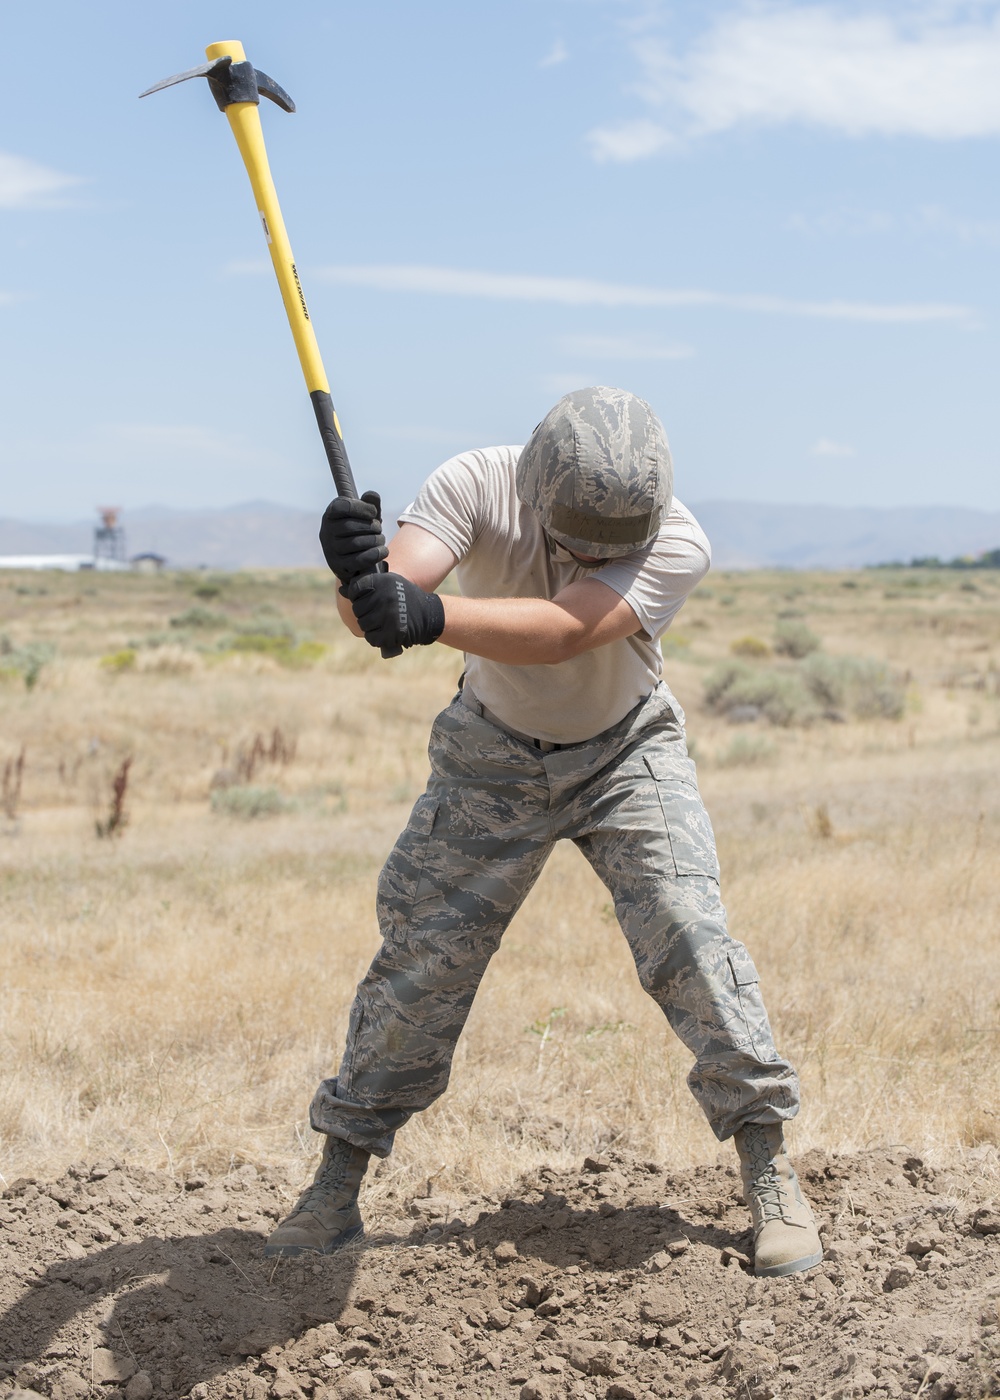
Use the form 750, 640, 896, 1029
2, 499, 999, 571
689, 501, 1000, 570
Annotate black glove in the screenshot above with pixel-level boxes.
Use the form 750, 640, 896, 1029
347, 571, 445, 650
319, 491, 388, 586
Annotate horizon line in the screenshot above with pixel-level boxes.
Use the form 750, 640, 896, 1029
5, 496, 1000, 525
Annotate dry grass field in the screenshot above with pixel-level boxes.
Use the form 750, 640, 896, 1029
2, 562, 998, 1205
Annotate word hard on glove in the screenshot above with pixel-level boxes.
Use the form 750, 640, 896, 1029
347, 572, 445, 650
319, 490, 387, 586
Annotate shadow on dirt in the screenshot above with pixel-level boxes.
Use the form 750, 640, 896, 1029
468, 1199, 750, 1273
0, 1224, 376, 1395
0, 1195, 750, 1395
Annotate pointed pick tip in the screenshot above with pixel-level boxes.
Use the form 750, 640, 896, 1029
138, 57, 230, 100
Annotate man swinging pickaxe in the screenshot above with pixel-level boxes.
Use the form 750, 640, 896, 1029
141, 42, 402, 657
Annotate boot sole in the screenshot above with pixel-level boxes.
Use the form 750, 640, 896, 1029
753, 1247, 824, 1278
263, 1224, 364, 1259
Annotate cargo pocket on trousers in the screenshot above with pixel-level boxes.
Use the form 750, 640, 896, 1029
376, 794, 440, 929
643, 753, 721, 882
727, 945, 778, 1062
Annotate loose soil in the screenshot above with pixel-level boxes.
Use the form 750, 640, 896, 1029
3, 1148, 1000, 1400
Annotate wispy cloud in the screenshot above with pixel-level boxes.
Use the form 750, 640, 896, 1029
539, 39, 569, 68
588, 118, 677, 162
810, 438, 856, 458
558, 333, 695, 360
308, 262, 971, 324
0, 151, 83, 209
787, 208, 896, 238
589, 4, 1000, 159
919, 203, 1000, 244
788, 201, 1000, 244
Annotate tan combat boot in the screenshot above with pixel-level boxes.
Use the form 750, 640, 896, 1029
264, 1136, 370, 1257
734, 1122, 823, 1277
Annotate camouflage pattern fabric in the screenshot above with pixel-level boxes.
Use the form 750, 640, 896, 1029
515, 386, 673, 559
310, 685, 799, 1158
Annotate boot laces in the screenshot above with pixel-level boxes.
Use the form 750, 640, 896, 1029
295, 1139, 358, 1215
743, 1123, 793, 1225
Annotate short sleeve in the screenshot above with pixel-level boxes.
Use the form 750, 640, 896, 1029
591, 498, 711, 643
397, 450, 491, 563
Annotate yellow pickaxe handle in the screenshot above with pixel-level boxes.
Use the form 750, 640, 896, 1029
203, 41, 358, 502
141, 40, 402, 656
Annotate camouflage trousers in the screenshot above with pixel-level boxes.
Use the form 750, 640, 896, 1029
310, 683, 799, 1158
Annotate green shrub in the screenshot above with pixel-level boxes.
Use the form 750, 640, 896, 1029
225, 632, 293, 656
705, 655, 906, 727
217, 610, 326, 667
220, 634, 326, 667
285, 640, 327, 668
801, 654, 905, 720
730, 636, 772, 659
170, 606, 226, 629
704, 661, 818, 727
210, 785, 292, 819
661, 631, 692, 658
135, 630, 187, 650
717, 733, 777, 767
228, 611, 295, 642
0, 638, 55, 691
774, 618, 821, 658
100, 648, 137, 674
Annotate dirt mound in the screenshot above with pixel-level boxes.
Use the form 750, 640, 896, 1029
2, 1148, 998, 1400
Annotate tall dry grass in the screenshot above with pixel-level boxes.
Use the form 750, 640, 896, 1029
1, 564, 998, 1201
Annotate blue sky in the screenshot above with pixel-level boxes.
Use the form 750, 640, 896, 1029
1, 0, 998, 520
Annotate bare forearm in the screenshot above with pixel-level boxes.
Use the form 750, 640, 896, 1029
340, 586, 585, 661
336, 589, 364, 637
335, 519, 639, 660
439, 595, 620, 665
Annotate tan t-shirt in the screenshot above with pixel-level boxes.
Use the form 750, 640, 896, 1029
398, 445, 711, 744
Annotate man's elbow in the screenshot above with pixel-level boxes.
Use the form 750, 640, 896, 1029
547, 626, 595, 664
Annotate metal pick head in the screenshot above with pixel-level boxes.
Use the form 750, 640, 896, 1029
138, 57, 231, 100
252, 70, 295, 113
139, 56, 295, 113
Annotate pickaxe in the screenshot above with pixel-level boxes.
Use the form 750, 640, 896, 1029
140, 41, 401, 657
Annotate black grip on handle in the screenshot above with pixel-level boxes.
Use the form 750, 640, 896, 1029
310, 389, 356, 498
310, 390, 403, 660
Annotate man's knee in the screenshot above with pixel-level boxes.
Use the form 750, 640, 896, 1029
630, 905, 784, 1072
632, 903, 725, 998
624, 874, 726, 987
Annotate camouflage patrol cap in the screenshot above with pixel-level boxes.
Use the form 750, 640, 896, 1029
515, 386, 673, 560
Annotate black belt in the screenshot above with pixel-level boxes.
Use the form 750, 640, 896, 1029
461, 685, 567, 753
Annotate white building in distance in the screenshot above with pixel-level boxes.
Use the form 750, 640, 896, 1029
0, 553, 129, 572
0, 509, 162, 571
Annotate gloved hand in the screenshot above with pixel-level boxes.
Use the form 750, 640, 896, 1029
319, 491, 388, 586
347, 572, 445, 650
